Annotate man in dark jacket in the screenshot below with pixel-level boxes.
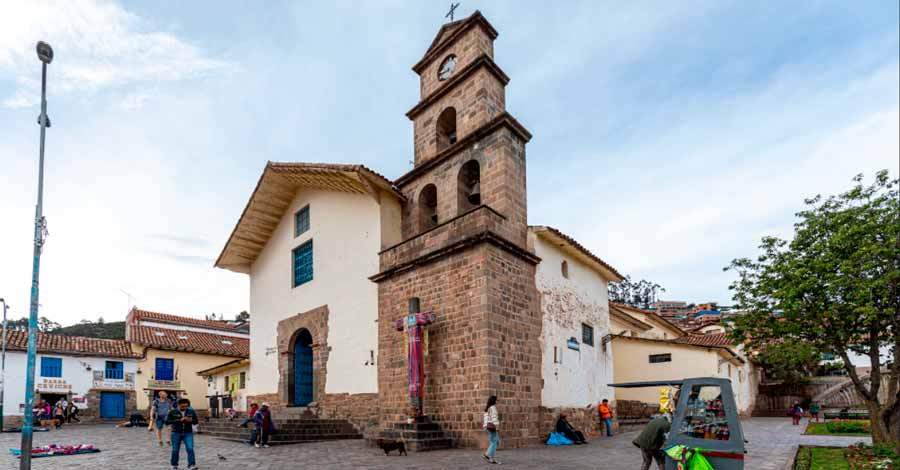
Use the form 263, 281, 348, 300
166, 398, 199, 470
633, 417, 670, 470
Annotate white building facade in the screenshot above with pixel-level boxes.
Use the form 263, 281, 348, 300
529, 226, 624, 412
216, 163, 401, 416
1, 331, 139, 424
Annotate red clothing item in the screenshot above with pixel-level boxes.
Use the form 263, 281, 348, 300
599, 404, 613, 419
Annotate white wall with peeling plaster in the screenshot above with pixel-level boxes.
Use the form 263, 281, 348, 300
532, 233, 616, 409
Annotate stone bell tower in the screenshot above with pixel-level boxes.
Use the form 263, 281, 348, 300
372, 11, 542, 448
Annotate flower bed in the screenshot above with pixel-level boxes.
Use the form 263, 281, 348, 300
794, 445, 898, 470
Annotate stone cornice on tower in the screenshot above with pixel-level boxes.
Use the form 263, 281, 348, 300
394, 111, 532, 188
412, 10, 499, 74
406, 54, 510, 119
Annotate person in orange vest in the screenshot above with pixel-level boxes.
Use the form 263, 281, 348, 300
598, 399, 615, 437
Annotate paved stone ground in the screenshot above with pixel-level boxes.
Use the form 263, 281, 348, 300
0, 418, 870, 469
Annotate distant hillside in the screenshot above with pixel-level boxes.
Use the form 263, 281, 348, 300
53, 321, 126, 340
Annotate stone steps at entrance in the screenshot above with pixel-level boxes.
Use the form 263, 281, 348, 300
200, 417, 362, 446
373, 416, 452, 452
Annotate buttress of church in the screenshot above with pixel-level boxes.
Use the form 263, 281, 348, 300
371, 11, 543, 448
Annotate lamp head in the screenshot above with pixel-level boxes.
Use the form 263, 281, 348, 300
36, 41, 54, 64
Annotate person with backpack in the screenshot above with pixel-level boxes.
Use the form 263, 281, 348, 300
166, 398, 199, 470
482, 395, 501, 465
152, 391, 175, 446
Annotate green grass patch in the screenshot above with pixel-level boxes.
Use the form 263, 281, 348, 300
805, 420, 871, 436
794, 447, 850, 470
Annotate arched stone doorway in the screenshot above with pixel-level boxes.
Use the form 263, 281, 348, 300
291, 328, 314, 406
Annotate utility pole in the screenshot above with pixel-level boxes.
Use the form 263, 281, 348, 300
20, 41, 54, 470
0, 298, 7, 432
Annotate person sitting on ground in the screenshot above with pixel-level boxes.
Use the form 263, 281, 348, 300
555, 413, 588, 445
633, 415, 670, 470
130, 410, 147, 427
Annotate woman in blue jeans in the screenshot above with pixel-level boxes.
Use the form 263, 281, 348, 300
482, 395, 501, 465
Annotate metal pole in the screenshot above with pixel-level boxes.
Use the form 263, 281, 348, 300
20, 41, 53, 470
0, 299, 7, 432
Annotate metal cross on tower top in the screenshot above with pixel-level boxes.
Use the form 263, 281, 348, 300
445, 2, 460, 21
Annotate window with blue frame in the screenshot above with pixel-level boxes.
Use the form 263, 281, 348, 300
295, 205, 310, 237
292, 240, 314, 287
155, 358, 175, 381
105, 361, 124, 380
40, 357, 62, 377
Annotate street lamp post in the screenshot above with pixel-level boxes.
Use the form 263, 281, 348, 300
20, 41, 53, 470
0, 298, 7, 432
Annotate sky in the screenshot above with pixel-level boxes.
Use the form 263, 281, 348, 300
0, 0, 897, 326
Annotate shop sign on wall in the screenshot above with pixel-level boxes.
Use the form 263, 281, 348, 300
37, 378, 73, 391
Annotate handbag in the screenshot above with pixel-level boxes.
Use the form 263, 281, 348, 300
486, 422, 497, 431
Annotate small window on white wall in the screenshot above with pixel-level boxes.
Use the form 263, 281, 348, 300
561, 260, 569, 278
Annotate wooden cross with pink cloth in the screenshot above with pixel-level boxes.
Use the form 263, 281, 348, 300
394, 297, 436, 418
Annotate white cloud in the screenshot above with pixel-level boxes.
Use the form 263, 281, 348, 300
0, 0, 229, 108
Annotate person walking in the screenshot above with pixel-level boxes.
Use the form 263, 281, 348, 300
598, 399, 615, 437
66, 402, 80, 423
482, 395, 501, 465
166, 398, 199, 470
809, 402, 821, 423
252, 403, 275, 448
790, 401, 803, 426
152, 391, 175, 446
633, 416, 670, 470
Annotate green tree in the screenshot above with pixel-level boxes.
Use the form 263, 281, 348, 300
726, 171, 899, 449
609, 275, 666, 309
753, 341, 821, 385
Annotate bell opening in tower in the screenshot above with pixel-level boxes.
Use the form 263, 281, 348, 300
419, 184, 439, 231
457, 160, 481, 213
436, 107, 457, 152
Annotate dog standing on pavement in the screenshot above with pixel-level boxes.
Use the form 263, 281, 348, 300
376, 439, 407, 456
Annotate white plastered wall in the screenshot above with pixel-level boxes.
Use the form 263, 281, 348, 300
532, 232, 615, 408
248, 189, 384, 397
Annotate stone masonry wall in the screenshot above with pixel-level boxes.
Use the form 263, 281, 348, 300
376, 242, 542, 449
419, 25, 495, 100
399, 126, 528, 248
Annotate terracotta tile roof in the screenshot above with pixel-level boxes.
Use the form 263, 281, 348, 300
673, 332, 732, 347
129, 308, 240, 332
216, 161, 404, 273
531, 226, 625, 282
4, 330, 139, 358
128, 325, 249, 358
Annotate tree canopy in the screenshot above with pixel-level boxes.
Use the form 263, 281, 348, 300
726, 170, 899, 448
609, 276, 665, 309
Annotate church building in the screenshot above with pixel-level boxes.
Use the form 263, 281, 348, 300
217, 10, 626, 448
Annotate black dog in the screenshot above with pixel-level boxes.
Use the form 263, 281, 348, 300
377, 439, 407, 456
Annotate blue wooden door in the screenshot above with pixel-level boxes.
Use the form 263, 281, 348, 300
100, 392, 125, 419
293, 341, 313, 406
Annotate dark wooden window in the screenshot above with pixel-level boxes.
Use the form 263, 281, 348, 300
649, 353, 672, 364
582, 323, 594, 346
292, 240, 314, 287
294, 205, 310, 236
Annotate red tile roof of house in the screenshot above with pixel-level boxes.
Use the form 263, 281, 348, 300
673, 332, 732, 347
128, 325, 249, 358
129, 308, 241, 333
4, 330, 139, 358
